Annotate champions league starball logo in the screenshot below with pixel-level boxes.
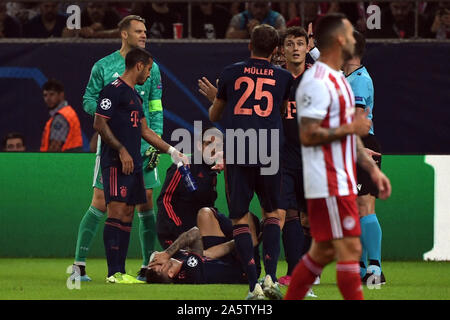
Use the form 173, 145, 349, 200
100, 98, 112, 110
187, 256, 198, 268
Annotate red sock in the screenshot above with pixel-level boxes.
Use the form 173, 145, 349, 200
284, 254, 323, 300
336, 261, 364, 300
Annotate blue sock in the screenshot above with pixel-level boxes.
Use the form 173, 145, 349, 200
103, 218, 122, 277
282, 216, 304, 275
360, 214, 382, 274
118, 221, 132, 274
263, 217, 281, 282
233, 224, 258, 292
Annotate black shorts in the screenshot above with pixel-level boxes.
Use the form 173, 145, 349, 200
357, 134, 382, 197
158, 208, 232, 250
224, 164, 281, 220
279, 165, 307, 213
102, 166, 147, 205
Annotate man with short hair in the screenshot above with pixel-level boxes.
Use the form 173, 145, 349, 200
23, 1, 66, 38
40, 79, 83, 153
2, 132, 26, 151
72, 15, 164, 281
209, 24, 293, 300
344, 30, 385, 285
285, 13, 391, 300
226, 1, 286, 39
93, 47, 187, 283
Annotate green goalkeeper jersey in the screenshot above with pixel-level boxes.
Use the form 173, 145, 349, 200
83, 50, 164, 156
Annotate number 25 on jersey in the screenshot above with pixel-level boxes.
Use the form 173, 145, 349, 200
234, 77, 276, 117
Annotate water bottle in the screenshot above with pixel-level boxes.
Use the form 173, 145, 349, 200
177, 162, 198, 192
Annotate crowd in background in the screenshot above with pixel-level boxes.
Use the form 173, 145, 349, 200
0, 1, 449, 40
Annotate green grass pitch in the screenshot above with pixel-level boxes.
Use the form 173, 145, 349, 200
1, 258, 449, 300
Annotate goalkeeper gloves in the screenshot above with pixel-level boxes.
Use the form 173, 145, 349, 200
145, 146, 160, 171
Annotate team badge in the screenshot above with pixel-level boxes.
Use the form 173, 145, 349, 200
100, 98, 112, 110
343, 216, 356, 230
187, 256, 198, 267
120, 186, 127, 198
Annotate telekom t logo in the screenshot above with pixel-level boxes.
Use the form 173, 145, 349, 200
130, 111, 139, 127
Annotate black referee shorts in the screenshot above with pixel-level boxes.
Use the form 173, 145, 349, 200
357, 134, 382, 197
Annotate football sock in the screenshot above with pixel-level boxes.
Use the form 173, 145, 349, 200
263, 217, 281, 282
254, 245, 262, 279
137, 209, 156, 268
282, 216, 304, 275
301, 230, 312, 257
118, 221, 132, 274
360, 214, 382, 273
285, 254, 323, 300
103, 218, 122, 277
74, 206, 105, 264
233, 224, 258, 292
336, 261, 364, 300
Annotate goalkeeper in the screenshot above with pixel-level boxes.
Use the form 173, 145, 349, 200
72, 15, 163, 281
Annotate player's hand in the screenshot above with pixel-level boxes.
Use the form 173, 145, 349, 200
145, 146, 160, 171
364, 147, 381, 159
148, 251, 170, 267
198, 77, 218, 103
351, 109, 371, 137
119, 147, 134, 175
370, 167, 392, 200
169, 148, 190, 167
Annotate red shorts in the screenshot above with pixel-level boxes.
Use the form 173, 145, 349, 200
307, 195, 361, 242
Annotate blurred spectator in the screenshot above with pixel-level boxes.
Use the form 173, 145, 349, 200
285, 2, 321, 28
0, 3, 22, 37
226, 1, 286, 39
133, 2, 180, 39
110, 1, 133, 18
6, 1, 39, 25
192, 3, 231, 39
430, 1, 450, 39
367, 1, 427, 38
40, 79, 83, 153
23, 2, 67, 38
2, 132, 26, 152
62, 2, 121, 38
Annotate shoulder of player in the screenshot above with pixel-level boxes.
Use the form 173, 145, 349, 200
93, 51, 120, 69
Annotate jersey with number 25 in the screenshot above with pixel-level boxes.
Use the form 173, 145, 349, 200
216, 57, 292, 166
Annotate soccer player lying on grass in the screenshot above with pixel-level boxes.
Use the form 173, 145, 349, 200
146, 210, 261, 284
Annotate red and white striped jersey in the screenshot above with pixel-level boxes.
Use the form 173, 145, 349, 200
296, 61, 357, 199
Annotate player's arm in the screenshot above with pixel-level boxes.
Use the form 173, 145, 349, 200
83, 63, 104, 116
141, 118, 189, 165
149, 227, 203, 266
93, 115, 134, 175
356, 136, 391, 200
209, 98, 226, 122
148, 63, 164, 136
203, 240, 235, 260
